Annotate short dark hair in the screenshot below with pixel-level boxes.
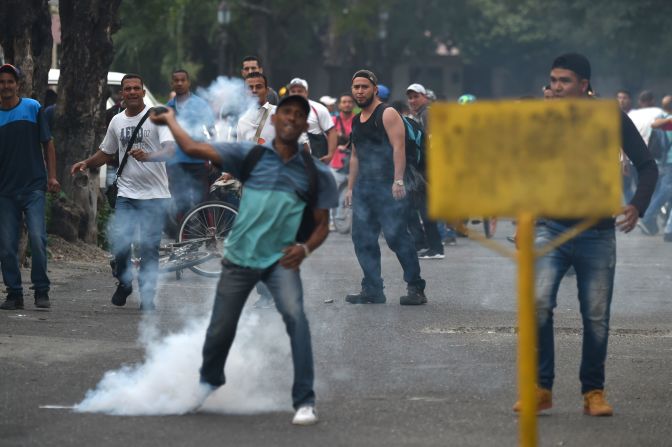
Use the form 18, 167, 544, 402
338, 92, 354, 103
242, 55, 262, 66
616, 89, 631, 97
172, 69, 189, 79
245, 71, 268, 88
121, 73, 144, 89
352, 69, 378, 86
639, 90, 654, 104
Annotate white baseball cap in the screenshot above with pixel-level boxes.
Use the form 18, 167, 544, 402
289, 78, 309, 90
406, 83, 427, 95
319, 95, 336, 106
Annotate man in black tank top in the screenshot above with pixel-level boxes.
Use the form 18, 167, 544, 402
343, 70, 427, 305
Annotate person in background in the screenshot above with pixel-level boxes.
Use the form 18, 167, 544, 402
165, 69, 215, 237
288, 77, 336, 164
240, 55, 279, 105
0, 64, 60, 311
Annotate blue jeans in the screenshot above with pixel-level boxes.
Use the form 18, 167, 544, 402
641, 165, 672, 232
110, 197, 167, 304
200, 259, 315, 409
535, 221, 616, 394
0, 190, 50, 294
352, 181, 425, 292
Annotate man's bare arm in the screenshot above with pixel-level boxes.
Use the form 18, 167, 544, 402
42, 140, 60, 192
70, 150, 115, 175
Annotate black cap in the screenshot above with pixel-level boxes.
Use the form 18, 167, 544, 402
352, 69, 378, 86
551, 53, 591, 80
277, 94, 310, 117
0, 64, 21, 80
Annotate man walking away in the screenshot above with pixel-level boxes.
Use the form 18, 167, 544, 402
345, 70, 427, 305
0, 64, 60, 310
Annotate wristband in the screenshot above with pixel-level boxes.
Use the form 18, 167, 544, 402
297, 243, 311, 258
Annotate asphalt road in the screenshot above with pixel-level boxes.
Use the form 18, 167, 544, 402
2, 221, 671, 447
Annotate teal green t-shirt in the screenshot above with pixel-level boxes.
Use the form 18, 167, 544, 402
212, 141, 338, 269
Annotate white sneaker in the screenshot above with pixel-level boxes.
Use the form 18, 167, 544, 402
188, 382, 216, 413
292, 405, 318, 425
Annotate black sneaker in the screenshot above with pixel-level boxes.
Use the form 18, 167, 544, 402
400, 286, 427, 305
111, 283, 132, 307
0, 293, 24, 310
345, 290, 386, 304
34, 290, 51, 309
418, 249, 445, 260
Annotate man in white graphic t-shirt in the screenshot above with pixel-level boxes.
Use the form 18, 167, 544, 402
71, 74, 175, 311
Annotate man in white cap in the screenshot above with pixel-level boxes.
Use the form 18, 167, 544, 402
288, 78, 337, 163
406, 83, 430, 129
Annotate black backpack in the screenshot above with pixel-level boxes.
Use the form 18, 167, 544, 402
239, 145, 318, 243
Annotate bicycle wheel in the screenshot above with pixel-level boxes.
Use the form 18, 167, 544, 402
178, 201, 238, 277
159, 251, 214, 273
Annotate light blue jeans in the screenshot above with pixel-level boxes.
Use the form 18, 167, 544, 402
110, 197, 168, 304
535, 221, 616, 393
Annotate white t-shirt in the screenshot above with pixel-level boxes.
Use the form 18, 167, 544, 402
628, 107, 664, 145
100, 105, 174, 199
236, 102, 276, 144
299, 99, 334, 146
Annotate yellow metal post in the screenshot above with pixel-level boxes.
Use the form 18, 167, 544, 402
517, 213, 538, 447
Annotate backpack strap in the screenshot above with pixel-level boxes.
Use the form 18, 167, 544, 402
116, 108, 152, 179
298, 150, 318, 206
239, 144, 267, 183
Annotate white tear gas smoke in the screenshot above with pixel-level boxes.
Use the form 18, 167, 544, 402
199, 77, 255, 142
169, 76, 255, 142
75, 310, 292, 416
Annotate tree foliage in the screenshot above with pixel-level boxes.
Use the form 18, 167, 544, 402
109, 0, 672, 97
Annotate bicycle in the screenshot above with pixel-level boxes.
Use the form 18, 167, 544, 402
111, 239, 217, 281
175, 177, 240, 278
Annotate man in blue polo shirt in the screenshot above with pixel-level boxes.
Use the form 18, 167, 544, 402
150, 94, 337, 425
165, 69, 215, 235
0, 64, 60, 310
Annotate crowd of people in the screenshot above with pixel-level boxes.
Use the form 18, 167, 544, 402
0, 51, 664, 424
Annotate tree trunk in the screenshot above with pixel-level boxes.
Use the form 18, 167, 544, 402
53, 0, 121, 244
0, 0, 52, 100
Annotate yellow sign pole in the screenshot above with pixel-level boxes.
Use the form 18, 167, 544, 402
517, 213, 538, 447
427, 99, 624, 447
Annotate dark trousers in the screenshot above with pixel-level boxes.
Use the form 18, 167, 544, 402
409, 193, 443, 252
352, 181, 425, 292
200, 260, 315, 409
167, 162, 209, 221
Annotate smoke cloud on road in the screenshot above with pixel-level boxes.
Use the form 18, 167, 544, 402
75, 309, 291, 416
